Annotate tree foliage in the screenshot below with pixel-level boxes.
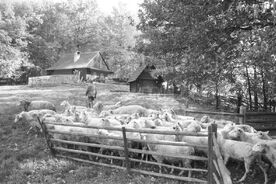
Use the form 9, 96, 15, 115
137, 0, 276, 110
0, 0, 140, 80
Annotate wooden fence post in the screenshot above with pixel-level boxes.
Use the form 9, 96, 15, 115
122, 127, 130, 173
37, 117, 56, 156
239, 106, 246, 124
208, 123, 217, 184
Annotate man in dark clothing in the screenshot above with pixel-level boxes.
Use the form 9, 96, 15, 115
85, 82, 97, 108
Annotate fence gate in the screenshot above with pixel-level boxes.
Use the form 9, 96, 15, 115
38, 118, 230, 184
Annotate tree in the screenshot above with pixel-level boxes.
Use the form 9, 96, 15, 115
0, 2, 29, 78
137, 0, 276, 111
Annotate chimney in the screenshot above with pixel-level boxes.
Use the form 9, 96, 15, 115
74, 51, 80, 63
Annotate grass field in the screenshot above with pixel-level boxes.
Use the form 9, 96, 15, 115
0, 83, 275, 184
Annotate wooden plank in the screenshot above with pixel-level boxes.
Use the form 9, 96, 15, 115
212, 134, 232, 184
245, 112, 276, 116
208, 124, 216, 184
129, 158, 208, 172
122, 127, 130, 173
125, 137, 208, 149
184, 109, 242, 117
48, 130, 124, 140
130, 168, 207, 183
45, 122, 208, 136
246, 123, 276, 131
51, 138, 125, 151
48, 130, 208, 148
246, 119, 276, 123
37, 117, 56, 156
127, 147, 208, 161
53, 146, 125, 161
56, 154, 126, 170
51, 138, 208, 161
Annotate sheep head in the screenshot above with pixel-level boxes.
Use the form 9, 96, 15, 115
228, 128, 244, 140
80, 111, 88, 123
19, 100, 31, 111
74, 112, 81, 122
131, 113, 140, 119
186, 122, 201, 133
154, 119, 163, 126
101, 118, 111, 127
252, 143, 270, 154
200, 115, 210, 124
60, 100, 70, 107
98, 129, 109, 136
14, 112, 24, 123
256, 131, 272, 140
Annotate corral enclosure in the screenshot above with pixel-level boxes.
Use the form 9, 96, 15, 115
1, 83, 276, 184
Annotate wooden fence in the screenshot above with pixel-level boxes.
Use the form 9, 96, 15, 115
183, 108, 276, 136
28, 75, 80, 87
38, 118, 231, 184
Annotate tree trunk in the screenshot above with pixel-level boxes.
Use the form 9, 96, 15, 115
253, 66, 258, 111
261, 69, 268, 111
245, 65, 252, 110
215, 81, 220, 110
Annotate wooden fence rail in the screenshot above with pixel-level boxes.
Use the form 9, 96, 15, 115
182, 108, 276, 135
45, 122, 208, 136
39, 118, 228, 184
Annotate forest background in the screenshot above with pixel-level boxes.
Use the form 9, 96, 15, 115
1, 0, 276, 111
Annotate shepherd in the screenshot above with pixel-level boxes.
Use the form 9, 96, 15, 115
85, 81, 97, 108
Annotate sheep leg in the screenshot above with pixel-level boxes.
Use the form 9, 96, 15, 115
110, 152, 114, 164
257, 164, 268, 184
257, 164, 267, 184
223, 154, 230, 165
97, 148, 104, 162
26, 127, 33, 134
238, 161, 250, 182
159, 165, 162, 173
179, 160, 192, 177
169, 165, 174, 174
140, 146, 147, 166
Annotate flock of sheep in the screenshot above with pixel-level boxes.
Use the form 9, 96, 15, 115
14, 99, 276, 183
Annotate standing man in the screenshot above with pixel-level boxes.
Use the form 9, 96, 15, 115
85, 81, 97, 108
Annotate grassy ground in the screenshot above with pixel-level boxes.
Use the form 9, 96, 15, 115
0, 83, 275, 184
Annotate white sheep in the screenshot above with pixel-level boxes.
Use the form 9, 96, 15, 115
217, 135, 266, 183
14, 110, 56, 134
103, 101, 122, 110
104, 114, 133, 125
252, 143, 276, 168
60, 100, 91, 115
142, 133, 195, 177
200, 115, 235, 129
97, 128, 141, 164
126, 118, 157, 129
235, 124, 257, 133
19, 100, 56, 112
228, 128, 272, 144
103, 105, 150, 117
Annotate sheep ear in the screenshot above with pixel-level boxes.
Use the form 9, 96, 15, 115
264, 131, 269, 135
102, 118, 108, 123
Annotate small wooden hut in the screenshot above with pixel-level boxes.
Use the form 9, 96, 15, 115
128, 64, 164, 93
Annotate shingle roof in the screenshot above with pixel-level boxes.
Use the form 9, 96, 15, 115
46, 51, 112, 73
128, 64, 157, 83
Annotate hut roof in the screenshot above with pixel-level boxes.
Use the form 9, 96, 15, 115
46, 51, 112, 73
128, 64, 157, 83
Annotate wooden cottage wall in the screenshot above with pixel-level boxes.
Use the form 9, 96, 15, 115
49, 69, 73, 75
140, 79, 159, 93
129, 82, 138, 92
